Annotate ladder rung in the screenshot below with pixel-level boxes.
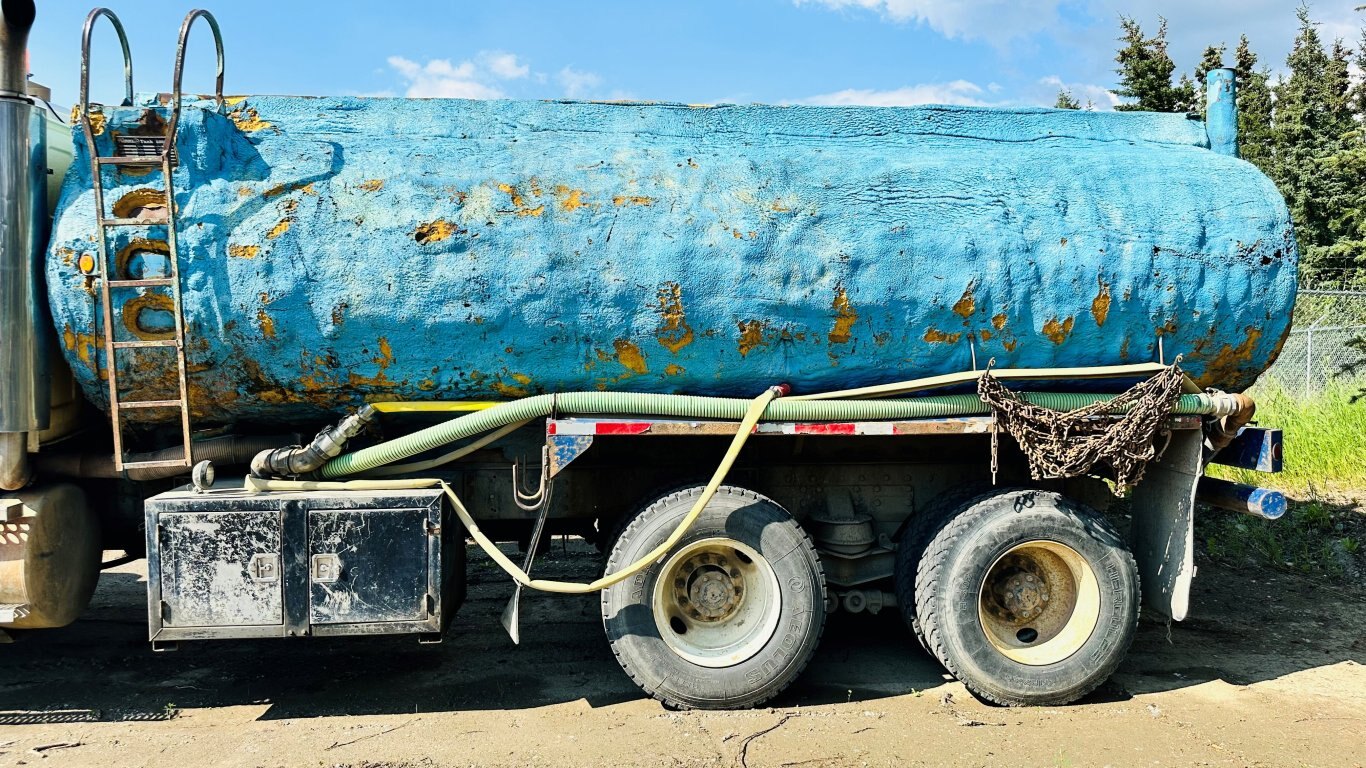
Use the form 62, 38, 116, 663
107, 277, 175, 288
112, 339, 179, 349
118, 399, 185, 409
119, 458, 189, 470
100, 217, 168, 227
96, 156, 167, 167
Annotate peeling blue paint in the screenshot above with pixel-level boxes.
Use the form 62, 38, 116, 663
47, 95, 1297, 423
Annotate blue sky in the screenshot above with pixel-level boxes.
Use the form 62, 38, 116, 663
25, 1, 1365, 112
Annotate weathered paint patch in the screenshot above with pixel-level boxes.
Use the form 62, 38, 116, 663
555, 185, 589, 213
924, 327, 963, 344
1042, 316, 1075, 344
1091, 278, 1112, 327
952, 283, 976, 318
655, 282, 695, 354
828, 286, 858, 344
613, 339, 648, 374
358, 179, 385, 192
111, 188, 168, 219
227, 244, 260, 259
498, 182, 545, 217
664, 363, 685, 376
229, 106, 273, 131
991, 313, 1008, 330
123, 293, 176, 341
70, 106, 105, 135
738, 320, 768, 357
413, 219, 457, 244
612, 195, 655, 207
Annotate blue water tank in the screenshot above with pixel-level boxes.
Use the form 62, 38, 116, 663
46, 95, 1297, 423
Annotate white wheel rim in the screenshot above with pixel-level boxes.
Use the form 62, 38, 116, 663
977, 540, 1101, 666
651, 537, 782, 668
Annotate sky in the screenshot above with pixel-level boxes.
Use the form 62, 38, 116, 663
22, 1, 1366, 113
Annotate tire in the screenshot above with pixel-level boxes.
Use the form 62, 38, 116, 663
601, 485, 827, 709
914, 489, 1139, 706
893, 484, 990, 652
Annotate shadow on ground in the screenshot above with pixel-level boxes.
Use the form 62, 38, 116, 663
0, 543, 1361, 722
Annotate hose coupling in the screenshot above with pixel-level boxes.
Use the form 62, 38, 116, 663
250, 405, 377, 478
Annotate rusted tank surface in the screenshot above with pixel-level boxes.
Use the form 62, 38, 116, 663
46, 95, 1297, 423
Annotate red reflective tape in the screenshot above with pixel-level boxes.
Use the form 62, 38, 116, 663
793, 423, 857, 434
595, 422, 652, 435
546, 422, 557, 435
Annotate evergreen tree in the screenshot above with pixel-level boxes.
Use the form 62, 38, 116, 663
1174, 72, 1198, 114
1191, 44, 1226, 116
1273, 6, 1360, 285
1233, 35, 1274, 172
1112, 16, 1182, 112
1054, 89, 1081, 109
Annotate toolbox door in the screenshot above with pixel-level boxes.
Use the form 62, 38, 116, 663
157, 510, 283, 628
308, 508, 431, 626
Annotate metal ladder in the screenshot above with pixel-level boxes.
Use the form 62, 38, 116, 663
78, 8, 224, 472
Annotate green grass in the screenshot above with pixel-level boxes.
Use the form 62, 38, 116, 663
1201, 381, 1365, 580
1207, 381, 1366, 495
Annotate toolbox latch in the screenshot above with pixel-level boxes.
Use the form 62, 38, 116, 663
248, 553, 280, 583
311, 553, 342, 583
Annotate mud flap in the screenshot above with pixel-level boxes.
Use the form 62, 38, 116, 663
1128, 429, 1202, 621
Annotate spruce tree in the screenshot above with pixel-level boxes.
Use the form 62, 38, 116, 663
1112, 16, 1182, 112
1233, 35, 1274, 173
1191, 44, 1226, 116
1055, 89, 1081, 110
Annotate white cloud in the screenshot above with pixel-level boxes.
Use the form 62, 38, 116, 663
387, 55, 505, 99
1037, 75, 1120, 110
556, 67, 603, 99
800, 80, 992, 106
794, 0, 1061, 45
481, 51, 530, 80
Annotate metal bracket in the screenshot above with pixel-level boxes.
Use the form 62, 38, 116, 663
247, 553, 280, 583
310, 553, 341, 583
512, 444, 550, 511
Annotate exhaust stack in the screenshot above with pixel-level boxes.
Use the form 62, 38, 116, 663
0, 0, 48, 489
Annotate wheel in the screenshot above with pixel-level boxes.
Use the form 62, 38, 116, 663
601, 485, 826, 709
914, 489, 1139, 706
893, 484, 990, 652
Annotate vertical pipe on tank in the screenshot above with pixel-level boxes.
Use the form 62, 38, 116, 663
1206, 68, 1238, 158
0, 0, 41, 490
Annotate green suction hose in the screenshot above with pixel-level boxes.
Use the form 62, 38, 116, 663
319, 390, 1224, 479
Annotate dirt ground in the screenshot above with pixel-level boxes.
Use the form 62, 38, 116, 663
1, 543, 1363, 768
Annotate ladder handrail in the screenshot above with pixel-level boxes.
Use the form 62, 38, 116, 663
78, 7, 134, 153
164, 9, 224, 161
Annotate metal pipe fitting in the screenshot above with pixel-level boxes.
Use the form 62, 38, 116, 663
250, 405, 378, 478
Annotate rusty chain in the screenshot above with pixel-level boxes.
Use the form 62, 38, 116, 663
977, 362, 1187, 494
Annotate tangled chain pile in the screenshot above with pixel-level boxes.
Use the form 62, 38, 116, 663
977, 363, 1187, 493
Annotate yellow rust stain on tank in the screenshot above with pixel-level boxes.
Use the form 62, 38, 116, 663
414, 219, 457, 244
1042, 316, 1075, 344
70, 106, 106, 135
1003, 339, 1018, 352
228, 244, 260, 259
1195, 326, 1263, 387
122, 293, 176, 341
979, 329, 993, 341
373, 337, 394, 369
613, 339, 648, 374
358, 179, 385, 192
952, 284, 976, 319
738, 320, 768, 357
655, 282, 695, 354
991, 313, 1007, 330
111, 188, 169, 219
554, 185, 589, 213
497, 182, 545, 217
923, 327, 963, 344
263, 182, 315, 199
257, 308, 277, 340
266, 219, 291, 239
62, 325, 101, 368
770, 199, 792, 213
1091, 278, 1112, 327
665, 363, 685, 376
229, 106, 272, 131
612, 195, 655, 207
828, 287, 858, 344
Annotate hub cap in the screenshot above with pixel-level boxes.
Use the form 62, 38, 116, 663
652, 538, 781, 668
977, 540, 1101, 666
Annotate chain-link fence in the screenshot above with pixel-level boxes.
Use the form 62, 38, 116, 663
1257, 290, 1366, 396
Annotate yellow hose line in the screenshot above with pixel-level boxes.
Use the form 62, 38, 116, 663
370, 401, 501, 413
244, 386, 781, 595
357, 420, 531, 478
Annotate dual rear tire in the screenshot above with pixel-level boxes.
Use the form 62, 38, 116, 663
600, 485, 1139, 709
